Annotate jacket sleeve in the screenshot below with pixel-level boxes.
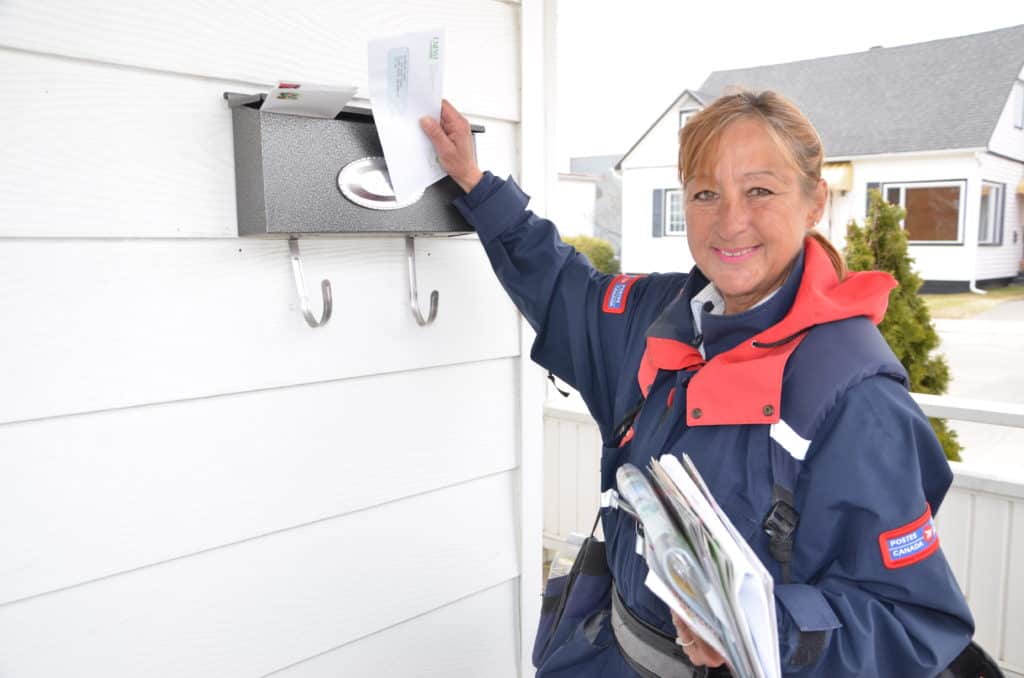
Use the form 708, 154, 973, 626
453, 172, 672, 436
775, 375, 974, 677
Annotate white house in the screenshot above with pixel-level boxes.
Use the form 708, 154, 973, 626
618, 24, 1024, 290
0, 1, 557, 676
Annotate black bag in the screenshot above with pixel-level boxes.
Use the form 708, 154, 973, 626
532, 516, 613, 669
938, 641, 1005, 678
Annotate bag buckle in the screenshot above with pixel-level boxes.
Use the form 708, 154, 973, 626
763, 500, 799, 540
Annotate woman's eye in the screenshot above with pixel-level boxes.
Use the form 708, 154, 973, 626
692, 190, 716, 201
749, 187, 774, 197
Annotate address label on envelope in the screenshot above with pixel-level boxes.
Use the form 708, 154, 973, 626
368, 29, 445, 203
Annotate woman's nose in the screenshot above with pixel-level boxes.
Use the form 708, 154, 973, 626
716, 197, 749, 238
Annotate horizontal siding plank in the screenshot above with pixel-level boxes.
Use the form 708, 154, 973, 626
267, 580, 519, 678
0, 0, 519, 121
0, 48, 518, 238
0, 237, 519, 424
0, 359, 518, 604
0, 472, 519, 678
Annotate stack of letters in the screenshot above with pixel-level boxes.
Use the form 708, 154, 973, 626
616, 455, 781, 678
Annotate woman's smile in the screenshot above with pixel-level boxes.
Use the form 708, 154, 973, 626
713, 245, 761, 262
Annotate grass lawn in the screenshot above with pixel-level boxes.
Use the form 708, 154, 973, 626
922, 284, 1024, 319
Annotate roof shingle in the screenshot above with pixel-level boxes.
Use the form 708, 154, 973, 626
697, 24, 1024, 157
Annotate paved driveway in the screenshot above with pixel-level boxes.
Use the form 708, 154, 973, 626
934, 303, 1024, 477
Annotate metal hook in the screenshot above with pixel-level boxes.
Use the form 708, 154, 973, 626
288, 237, 333, 328
406, 236, 438, 326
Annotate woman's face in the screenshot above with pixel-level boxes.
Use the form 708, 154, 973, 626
684, 117, 827, 314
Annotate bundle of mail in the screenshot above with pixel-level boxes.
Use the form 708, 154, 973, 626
616, 455, 781, 678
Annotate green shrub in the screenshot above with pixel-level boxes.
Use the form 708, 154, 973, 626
563, 234, 620, 275
845, 190, 962, 461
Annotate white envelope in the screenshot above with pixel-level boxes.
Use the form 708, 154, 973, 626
260, 82, 357, 119
367, 29, 446, 202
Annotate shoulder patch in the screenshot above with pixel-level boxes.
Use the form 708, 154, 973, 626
602, 274, 643, 315
878, 505, 939, 569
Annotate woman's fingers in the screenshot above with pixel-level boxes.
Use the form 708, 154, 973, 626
671, 612, 726, 668
420, 99, 483, 193
439, 99, 469, 134
419, 116, 454, 153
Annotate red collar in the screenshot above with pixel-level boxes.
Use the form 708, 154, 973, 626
636, 237, 895, 427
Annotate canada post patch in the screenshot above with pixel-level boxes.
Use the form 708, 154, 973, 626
602, 275, 643, 315
878, 506, 939, 569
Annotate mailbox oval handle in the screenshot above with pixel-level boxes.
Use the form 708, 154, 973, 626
338, 156, 424, 210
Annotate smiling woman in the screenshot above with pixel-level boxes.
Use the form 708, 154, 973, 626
679, 90, 837, 315
421, 91, 976, 677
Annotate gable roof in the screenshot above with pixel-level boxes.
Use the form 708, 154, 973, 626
614, 89, 714, 169
619, 24, 1024, 166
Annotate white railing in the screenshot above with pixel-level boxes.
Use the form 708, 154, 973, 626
543, 391, 1024, 678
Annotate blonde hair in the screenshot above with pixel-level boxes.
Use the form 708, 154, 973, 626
678, 89, 847, 279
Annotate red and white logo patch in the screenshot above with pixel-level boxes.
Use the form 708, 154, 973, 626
878, 505, 940, 569
602, 275, 643, 315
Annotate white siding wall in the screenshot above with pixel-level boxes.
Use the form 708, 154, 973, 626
0, 2, 538, 676
619, 94, 685, 273
988, 64, 1024, 163
838, 152, 984, 282
976, 153, 1024, 280
620, 166, 691, 274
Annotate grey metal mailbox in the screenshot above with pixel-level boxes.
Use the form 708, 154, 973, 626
224, 92, 483, 237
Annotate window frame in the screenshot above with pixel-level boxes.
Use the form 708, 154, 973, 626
679, 109, 697, 129
880, 179, 967, 245
978, 181, 1006, 246
663, 188, 686, 235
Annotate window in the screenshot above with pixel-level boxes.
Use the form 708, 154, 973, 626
665, 189, 685, 235
881, 181, 965, 243
978, 181, 1005, 245
679, 109, 696, 128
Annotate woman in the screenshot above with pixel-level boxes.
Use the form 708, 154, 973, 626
420, 90, 974, 676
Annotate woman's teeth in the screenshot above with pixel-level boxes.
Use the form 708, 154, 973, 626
720, 247, 755, 257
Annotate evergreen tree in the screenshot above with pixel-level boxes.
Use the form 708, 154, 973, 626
844, 190, 962, 461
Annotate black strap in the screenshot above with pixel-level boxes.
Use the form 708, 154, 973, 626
610, 397, 646, 447
610, 587, 703, 678
537, 537, 610, 660
546, 371, 571, 398
763, 483, 799, 585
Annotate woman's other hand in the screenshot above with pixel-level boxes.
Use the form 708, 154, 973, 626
419, 99, 483, 193
671, 611, 726, 668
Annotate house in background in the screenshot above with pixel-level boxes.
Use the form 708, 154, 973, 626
552, 154, 623, 253
617, 24, 1024, 290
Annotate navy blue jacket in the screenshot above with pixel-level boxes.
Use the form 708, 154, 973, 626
454, 173, 974, 677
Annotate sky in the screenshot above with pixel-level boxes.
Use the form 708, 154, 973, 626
556, 0, 1024, 166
